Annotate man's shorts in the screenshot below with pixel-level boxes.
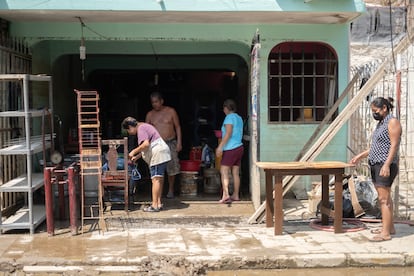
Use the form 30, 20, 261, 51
221, 145, 244, 167
165, 139, 180, 176
150, 161, 168, 179
370, 163, 398, 187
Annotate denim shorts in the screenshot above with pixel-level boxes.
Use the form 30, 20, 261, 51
150, 161, 168, 179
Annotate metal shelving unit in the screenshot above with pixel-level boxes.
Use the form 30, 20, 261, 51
0, 74, 53, 234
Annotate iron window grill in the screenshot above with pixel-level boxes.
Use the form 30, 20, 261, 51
268, 42, 338, 123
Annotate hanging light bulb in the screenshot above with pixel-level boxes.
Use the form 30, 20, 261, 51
80, 37, 86, 60
77, 16, 87, 81
77, 17, 86, 60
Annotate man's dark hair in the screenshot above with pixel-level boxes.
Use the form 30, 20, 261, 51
121, 116, 137, 129
150, 91, 164, 100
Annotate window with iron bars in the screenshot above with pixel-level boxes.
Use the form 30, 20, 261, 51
268, 42, 338, 123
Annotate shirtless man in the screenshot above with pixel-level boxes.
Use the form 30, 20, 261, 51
146, 92, 182, 199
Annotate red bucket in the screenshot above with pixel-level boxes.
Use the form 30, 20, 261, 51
180, 160, 201, 172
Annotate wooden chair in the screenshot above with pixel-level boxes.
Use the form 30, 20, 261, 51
101, 137, 129, 212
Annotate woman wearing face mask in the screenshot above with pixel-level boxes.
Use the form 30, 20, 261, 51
350, 97, 401, 242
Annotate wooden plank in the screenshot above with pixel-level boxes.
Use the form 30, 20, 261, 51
257, 161, 354, 170
295, 73, 359, 160
348, 177, 365, 217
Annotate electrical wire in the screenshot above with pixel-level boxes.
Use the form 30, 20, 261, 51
77, 16, 85, 38
76, 16, 87, 81
83, 24, 110, 40
76, 16, 109, 40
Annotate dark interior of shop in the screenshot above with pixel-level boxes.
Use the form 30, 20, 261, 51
80, 68, 250, 196
88, 69, 245, 159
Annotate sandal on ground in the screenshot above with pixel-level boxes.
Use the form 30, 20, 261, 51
370, 228, 396, 235
230, 197, 241, 201
143, 205, 160, 212
219, 198, 232, 204
369, 235, 392, 242
166, 192, 174, 199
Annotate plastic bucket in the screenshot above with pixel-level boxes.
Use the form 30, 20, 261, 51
180, 160, 201, 172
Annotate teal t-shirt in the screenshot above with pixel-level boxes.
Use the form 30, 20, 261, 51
221, 113, 243, 151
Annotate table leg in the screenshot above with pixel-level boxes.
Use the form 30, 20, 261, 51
274, 174, 283, 235
265, 171, 273, 227
334, 173, 343, 233
321, 174, 330, 225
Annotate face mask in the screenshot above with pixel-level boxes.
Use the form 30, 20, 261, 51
372, 112, 383, 121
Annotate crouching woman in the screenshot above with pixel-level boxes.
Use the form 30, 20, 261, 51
122, 116, 171, 212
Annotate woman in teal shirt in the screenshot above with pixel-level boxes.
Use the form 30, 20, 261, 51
216, 99, 244, 203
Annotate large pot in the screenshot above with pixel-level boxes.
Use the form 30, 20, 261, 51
180, 160, 201, 172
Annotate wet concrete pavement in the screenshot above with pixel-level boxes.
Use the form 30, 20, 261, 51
0, 196, 414, 275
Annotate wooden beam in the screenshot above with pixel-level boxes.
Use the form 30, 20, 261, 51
295, 73, 359, 161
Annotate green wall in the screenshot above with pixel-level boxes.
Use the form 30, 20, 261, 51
9, 19, 352, 198
258, 23, 350, 162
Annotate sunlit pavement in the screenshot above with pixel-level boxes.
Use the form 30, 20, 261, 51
0, 197, 413, 275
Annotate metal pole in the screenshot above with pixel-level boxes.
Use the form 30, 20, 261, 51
68, 167, 78, 235
58, 171, 65, 220
394, 55, 402, 218
44, 167, 54, 236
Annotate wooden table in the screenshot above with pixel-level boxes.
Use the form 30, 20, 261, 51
256, 161, 354, 235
